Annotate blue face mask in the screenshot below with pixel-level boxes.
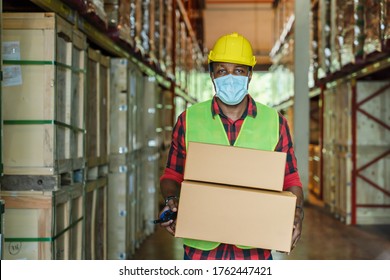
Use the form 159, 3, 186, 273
214, 74, 249, 105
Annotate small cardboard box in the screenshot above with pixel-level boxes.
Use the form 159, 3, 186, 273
175, 181, 297, 252
184, 142, 286, 192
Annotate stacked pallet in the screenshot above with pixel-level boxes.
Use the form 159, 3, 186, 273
141, 77, 163, 237
106, 59, 164, 259
1, 13, 87, 260
2, 13, 86, 176
107, 59, 136, 260
0, 0, 203, 259
84, 48, 110, 260
312, 0, 390, 84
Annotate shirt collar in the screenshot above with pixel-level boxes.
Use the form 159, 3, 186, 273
211, 95, 258, 119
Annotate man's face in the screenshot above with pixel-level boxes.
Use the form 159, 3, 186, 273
211, 62, 251, 79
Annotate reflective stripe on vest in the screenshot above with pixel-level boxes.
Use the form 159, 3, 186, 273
183, 99, 279, 250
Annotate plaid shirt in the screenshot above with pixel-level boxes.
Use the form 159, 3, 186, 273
161, 95, 302, 260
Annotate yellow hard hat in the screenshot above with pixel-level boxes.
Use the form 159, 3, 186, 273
208, 32, 256, 67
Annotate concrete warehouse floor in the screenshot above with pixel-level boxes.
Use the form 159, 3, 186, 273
131, 197, 390, 260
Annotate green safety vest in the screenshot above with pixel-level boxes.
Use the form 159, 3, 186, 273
183, 99, 279, 250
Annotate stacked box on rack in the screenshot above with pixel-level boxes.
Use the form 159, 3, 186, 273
104, 0, 133, 47
164, 0, 174, 77
133, 0, 145, 55
84, 177, 107, 260
364, 0, 383, 57
140, 148, 159, 236
127, 66, 146, 250
85, 0, 108, 30
175, 17, 185, 88
109, 59, 129, 155
322, 85, 338, 213
1, 184, 83, 260
331, 1, 362, 69
129, 62, 145, 152
107, 154, 136, 259
107, 59, 136, 260
1, 12, 87, 260
154, 0, 165, 70
86, 48, 110, 169
84, 48, 110, 260
143, 77, 163, 149
316, 0, 331, 81
161, 89, 174, 148
137, 77, 161, 238
383, 0, 390, 51
147, 0, 157, 65
2, 13, 87, 176
141, 0, 151, 55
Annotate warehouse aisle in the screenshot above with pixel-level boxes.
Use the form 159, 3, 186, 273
131, 200, 390, 260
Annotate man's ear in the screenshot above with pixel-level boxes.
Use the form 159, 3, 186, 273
210, 73, 217, 92
246, 68, 253, 90
248, 70, 253, 83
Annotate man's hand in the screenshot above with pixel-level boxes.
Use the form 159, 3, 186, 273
291, 205, 303, 251
159, 199, 178, 236
286, 186, 304, 252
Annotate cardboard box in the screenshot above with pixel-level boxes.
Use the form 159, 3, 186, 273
175, 181, 297, 252
184, 142, 286, 191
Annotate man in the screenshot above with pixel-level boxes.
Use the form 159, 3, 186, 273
159, 32, 304, 260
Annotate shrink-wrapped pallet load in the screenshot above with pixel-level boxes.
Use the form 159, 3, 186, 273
330, 0, 341, 73
338, 0, 355, 67
164, 0, 174, 78
381, 0, 390, 51
316, 0, 331, 80
85, 0, 108, 30
105, 0, 133, 47
140, 0, 150, 54
364, 0, 382, 57
155, 0, 165, 71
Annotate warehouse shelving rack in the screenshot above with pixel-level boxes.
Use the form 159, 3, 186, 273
27, 0, 200, 105
271, 0, 390, 225
0, 0, 205, 259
